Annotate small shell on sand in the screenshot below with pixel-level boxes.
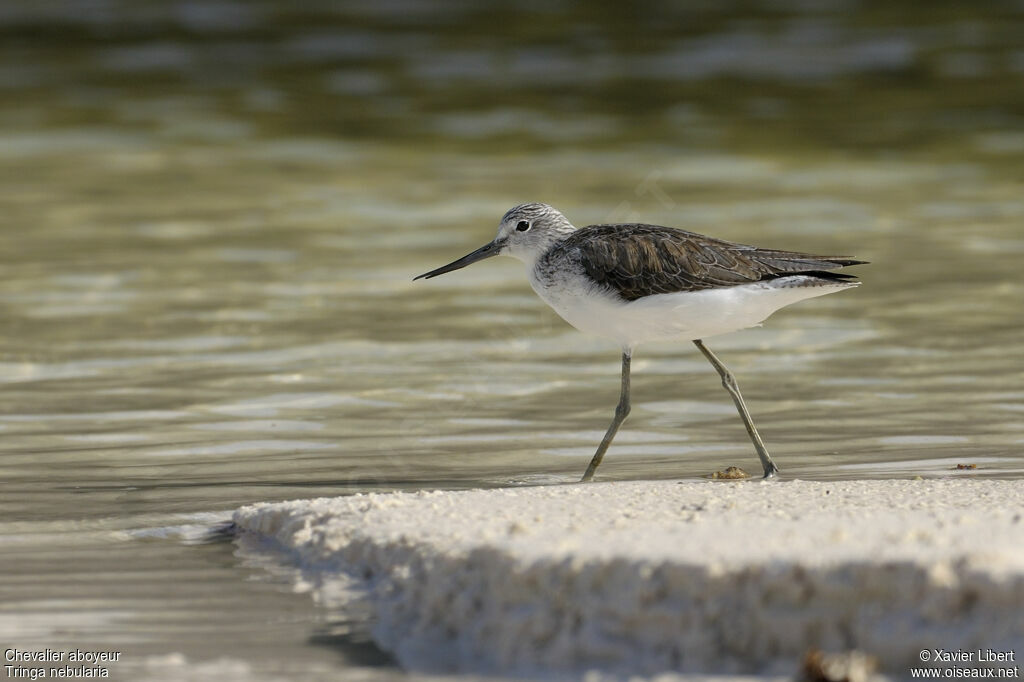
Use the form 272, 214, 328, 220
709, 466, 751, 480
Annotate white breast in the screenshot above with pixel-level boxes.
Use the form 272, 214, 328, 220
528, 268, 856, 350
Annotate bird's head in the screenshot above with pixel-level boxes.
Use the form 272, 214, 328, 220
414, 203, 575, 280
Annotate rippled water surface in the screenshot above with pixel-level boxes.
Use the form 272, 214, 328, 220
2, 1, 1024, 679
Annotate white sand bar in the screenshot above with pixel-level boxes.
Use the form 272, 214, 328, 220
233, 479, 1024, 676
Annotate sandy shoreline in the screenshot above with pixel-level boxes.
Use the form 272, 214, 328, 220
233, 479, 1023, 677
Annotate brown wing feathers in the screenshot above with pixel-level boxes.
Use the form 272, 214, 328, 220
565, 224, 864, 302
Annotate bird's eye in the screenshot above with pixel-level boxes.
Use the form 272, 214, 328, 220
516, 220, 531, 232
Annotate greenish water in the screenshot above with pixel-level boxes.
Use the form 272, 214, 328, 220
1, 2, 1023, 679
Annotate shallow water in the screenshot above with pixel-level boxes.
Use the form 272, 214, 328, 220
2, 1, 1023, 680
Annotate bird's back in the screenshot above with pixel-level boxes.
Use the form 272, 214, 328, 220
540, 223, 864, 302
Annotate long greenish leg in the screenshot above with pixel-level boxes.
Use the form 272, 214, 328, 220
693, 339, 779, 479
580, 350, 631, 482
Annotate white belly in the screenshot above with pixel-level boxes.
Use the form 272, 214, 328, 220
528, 271, 855, 350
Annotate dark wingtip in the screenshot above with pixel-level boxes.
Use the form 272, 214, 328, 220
809, 271, 861, 282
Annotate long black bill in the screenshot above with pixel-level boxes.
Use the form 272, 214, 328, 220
414, 238, 506, 280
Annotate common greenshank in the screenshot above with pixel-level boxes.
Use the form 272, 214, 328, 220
415, 203, 865, 481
